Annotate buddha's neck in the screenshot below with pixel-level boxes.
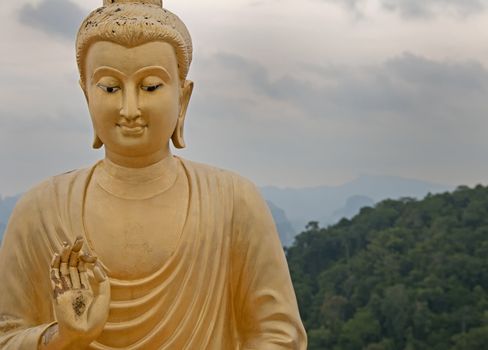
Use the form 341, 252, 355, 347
94, 155, 178, 200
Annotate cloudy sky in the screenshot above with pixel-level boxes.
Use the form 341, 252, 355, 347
1, 0, 488, 196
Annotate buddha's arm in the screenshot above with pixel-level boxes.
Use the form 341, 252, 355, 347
0, 190, 58, 349
0, 187, 110, 349
232, 178, 308, 350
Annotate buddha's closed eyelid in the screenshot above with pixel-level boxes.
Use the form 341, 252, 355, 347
140, 76, 165, 92
95, 76, 122, 94
96, 83, 121, 94
141, 83, 163, 92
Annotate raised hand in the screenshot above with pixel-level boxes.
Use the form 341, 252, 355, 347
40, 237, 110, 350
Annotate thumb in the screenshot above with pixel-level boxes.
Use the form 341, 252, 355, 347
94, 265, 110, 296
88, 263, 111, 322
93, 262, 108, 284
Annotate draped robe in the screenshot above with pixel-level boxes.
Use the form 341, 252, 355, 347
0, 158, 307, 349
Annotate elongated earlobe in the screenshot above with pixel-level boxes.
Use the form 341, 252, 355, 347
171, 119, 186, 149
172, 80, 193, 149
93, 134, 103, 149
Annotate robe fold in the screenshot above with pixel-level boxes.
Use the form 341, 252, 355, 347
0, 158, 307, 349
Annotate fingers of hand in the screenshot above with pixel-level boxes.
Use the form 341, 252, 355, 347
69, 266, 81, 289
52, 238, 97, 295
93, 262, 107, 283
69, 236, 84, 267
50, 253, 61, 291
80, 254, 97, 264
78, 254, 93, 290
50, 252, 70, 298
60, 241, 71, 264
67, 237, 84, 289
59, 241, 72, 288
68, 251, 97, 291
50, 253, 61, 279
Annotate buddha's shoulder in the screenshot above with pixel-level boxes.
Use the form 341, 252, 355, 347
46, 165, 95, 192
178, 157, 260, 197
51, 165, 94, 184
9, 166, 93, 220
20, 165, 95, 203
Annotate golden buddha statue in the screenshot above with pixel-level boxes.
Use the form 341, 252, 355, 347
0, 0, 307, 349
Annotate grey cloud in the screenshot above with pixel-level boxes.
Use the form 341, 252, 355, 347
322, 0, 487, 18
211, 53, 270, 94
381, 0, 486, 18
326, 54, 488, 120
194, 53, 324, 118
193, 51, 488, 131
18, 0, 86, 40
189, 53, 274, 121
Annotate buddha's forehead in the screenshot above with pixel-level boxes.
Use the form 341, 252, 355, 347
85, 41, 178, 80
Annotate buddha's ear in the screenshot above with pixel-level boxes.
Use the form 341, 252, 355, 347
172, 80, 194, 149
79, 79, 89, 103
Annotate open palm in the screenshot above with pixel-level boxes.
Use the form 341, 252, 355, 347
49, 237, 110, 347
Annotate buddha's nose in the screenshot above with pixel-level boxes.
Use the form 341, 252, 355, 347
120, 86, 141, 120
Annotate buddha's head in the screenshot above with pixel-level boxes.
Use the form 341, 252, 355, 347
76, 0, 193, 165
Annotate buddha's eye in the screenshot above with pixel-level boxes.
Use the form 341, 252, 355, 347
97, 84, 120, 93
141, 84, 163, 92
97, 83, 120, 94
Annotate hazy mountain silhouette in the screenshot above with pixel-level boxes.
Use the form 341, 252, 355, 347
266, 201, 296, 247
261, 175, 452, 233
328, 195, 375, 223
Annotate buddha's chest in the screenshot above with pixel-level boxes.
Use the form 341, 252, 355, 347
83, 184, 188, 279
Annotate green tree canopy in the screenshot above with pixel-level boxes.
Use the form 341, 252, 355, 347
287, 185, 488, 349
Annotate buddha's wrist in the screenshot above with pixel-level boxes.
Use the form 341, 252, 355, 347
38, 323, 93, 350
38, 323, 68, 350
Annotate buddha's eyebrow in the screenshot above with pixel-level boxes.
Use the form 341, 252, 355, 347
92, 66, 127, 81
134, 66, 172, 83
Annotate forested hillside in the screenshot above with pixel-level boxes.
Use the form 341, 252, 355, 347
287, 185, 488, 350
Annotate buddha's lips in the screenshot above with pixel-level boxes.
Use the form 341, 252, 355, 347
117, 123, 147, 136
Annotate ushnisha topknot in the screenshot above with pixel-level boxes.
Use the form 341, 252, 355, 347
103, 0, 162, 5
76, 0, 192, 84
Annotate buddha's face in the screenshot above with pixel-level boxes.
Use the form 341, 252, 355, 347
82, 41, 192, 165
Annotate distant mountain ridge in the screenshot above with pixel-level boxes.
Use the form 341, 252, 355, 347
261, 174, 453, 233
266, 201, 296, 247
329, 195, 375, 224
